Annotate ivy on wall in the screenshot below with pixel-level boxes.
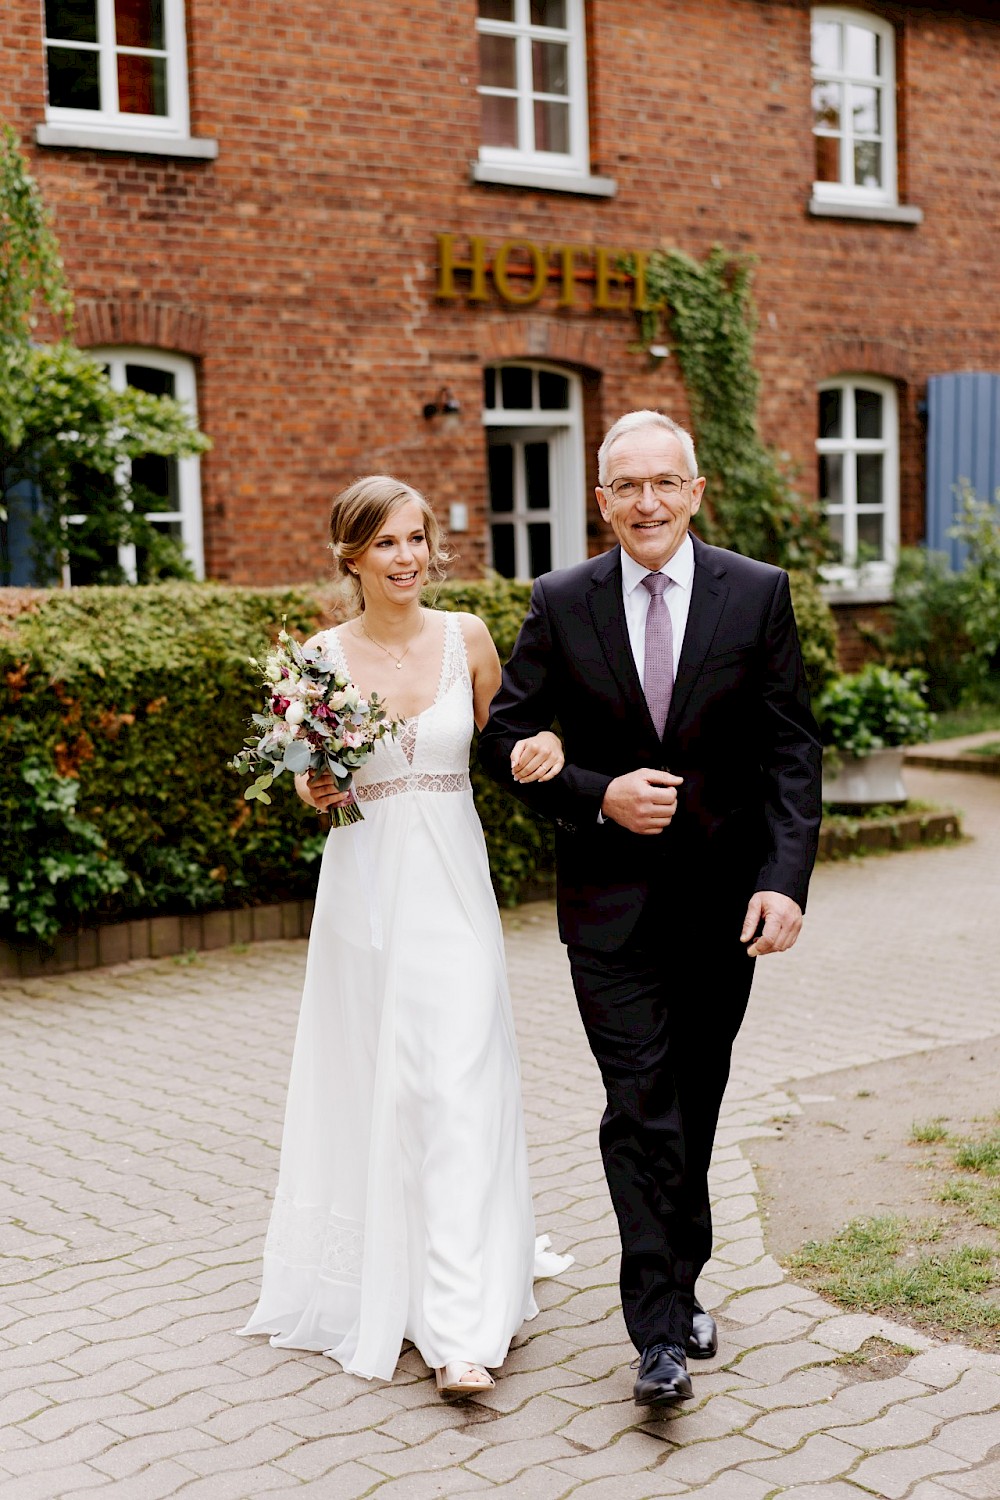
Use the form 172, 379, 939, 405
627, 245, 828, 574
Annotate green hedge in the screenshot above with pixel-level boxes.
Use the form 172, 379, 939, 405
0, 569, 837, 946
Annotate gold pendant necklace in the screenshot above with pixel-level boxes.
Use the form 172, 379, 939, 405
358, 612, 425, 669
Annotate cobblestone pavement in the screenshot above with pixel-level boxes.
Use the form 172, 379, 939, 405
1, 766, 999, 1499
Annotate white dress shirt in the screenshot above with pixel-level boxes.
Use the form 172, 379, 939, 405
619, 532, 695, 682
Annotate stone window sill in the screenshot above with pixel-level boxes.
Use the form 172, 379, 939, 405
821, 580, 894, 606
36, 124, 218, 160
471, 161, 616, 198
808, 196, 923, 225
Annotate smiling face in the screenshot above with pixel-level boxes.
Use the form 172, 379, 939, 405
597, 425, 705, 570
352, 497, 430, 607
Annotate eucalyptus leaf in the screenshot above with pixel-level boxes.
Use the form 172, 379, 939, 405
283, 739, 312, 773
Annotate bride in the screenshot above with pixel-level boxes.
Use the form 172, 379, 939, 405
239, 474, 571, 1395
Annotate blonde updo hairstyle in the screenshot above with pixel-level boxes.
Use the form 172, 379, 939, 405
330, 474, 453, 614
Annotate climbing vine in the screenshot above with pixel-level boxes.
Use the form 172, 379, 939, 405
626, 245, 828, 573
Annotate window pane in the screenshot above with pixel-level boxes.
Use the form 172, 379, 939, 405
812, 81, 840, 133
827, 510, 845, 563
534, 98, 569, 153
854, 139, 882, 189
846, 24, 881, 78
45, 0, 97, 43
478, 0, 513, 19
857, 511, 884, 560
125, 364, 174, 397
483, 368, 496, 410
531, 0, 566, 26
525, 443, 550, 509
131, 454, 177, 510
118, 52, 167, 114
811, 19, 840, 72
488, 444, 514, 510
479, 33, 516, 89
500, 366, 533, 410
491, 524, 515, 577
818, 388, 842, 439
538, 371, 569, 409
480, 92, 518, 148
814, 132, 840, 184
115, 0, 164, 50
856, 454, 883, 508
532, 40, 568, 95
851, 85, 881, 137
819, 453, 843, 505
47, 46, 101, 109
528, 522, 552, 576
854, 388, 883, 440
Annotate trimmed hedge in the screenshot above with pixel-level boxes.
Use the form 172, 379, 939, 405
0, 569, 837, 946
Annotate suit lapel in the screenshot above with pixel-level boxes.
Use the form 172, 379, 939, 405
586, 547, 659, 740
664, 536, 730, 734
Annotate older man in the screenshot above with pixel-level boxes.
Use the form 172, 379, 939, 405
480, 410, 822, 1407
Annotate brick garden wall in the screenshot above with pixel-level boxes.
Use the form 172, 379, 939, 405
4, 0, 999, 602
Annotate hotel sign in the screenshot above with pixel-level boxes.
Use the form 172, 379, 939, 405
435, 232, 654, 312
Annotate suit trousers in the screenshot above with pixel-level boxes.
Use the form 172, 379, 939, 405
567, 896, 755, 1352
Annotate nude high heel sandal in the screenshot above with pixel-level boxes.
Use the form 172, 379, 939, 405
435, 1361, 495, 1397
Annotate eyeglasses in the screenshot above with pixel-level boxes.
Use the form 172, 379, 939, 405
605, 474, 691, 501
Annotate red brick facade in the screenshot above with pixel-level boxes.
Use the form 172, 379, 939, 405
4, 1, 999, 617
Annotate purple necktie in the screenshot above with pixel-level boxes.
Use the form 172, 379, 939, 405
641, 571, 674, 736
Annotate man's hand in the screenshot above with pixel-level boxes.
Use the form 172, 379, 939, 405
741, 891, 803, 957
601, 769, 684, 835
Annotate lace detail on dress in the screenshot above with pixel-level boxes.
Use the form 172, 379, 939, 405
355, 771, 471, 802
264, 1195, 364, 1283
399, 717, 419, 766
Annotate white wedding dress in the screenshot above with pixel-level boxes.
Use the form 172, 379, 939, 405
239, 612, 570, 1381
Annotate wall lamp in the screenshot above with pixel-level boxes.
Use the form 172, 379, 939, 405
423, 386, 461, 421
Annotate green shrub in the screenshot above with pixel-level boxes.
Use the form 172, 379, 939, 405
1, 565, 844, 945
788, 568, 839, 702
816, 665, 934, 758
872, 488, 1000, 711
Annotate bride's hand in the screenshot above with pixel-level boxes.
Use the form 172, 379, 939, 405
510, 730, 564, 784
295, 770, 354, 812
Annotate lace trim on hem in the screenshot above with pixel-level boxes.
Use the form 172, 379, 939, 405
264, 1199, 364, 1282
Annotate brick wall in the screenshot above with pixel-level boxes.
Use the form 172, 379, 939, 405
4, 0, 999, 600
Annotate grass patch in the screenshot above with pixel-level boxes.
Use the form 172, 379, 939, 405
791, 1114, 1000, 1348
967, 740, 1000, 757
911, 1118, 950, 1145
789, 1216, 1000, 1341
928, 704, 1000, 741
834, 1336, 917, 1382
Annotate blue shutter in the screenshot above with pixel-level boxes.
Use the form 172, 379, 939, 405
926, 373, 1000, 568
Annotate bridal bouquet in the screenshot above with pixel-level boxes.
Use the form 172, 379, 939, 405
230, 625, 397, 827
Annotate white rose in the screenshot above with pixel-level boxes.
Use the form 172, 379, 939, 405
342, 685, 360, 710
285, 699, 307, 726
329, 690, 349, 711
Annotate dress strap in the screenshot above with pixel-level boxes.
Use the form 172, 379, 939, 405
439, 612, 471, 695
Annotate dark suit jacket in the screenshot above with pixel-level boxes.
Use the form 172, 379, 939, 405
478, 535, 823, 953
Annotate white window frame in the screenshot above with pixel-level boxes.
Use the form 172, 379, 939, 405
62, 348, 204, 586
44, 0, 191, 138
811, 7, 898, 208
817, 375, 898, 594
476, 0, 590, 179
482, 362, 586, 575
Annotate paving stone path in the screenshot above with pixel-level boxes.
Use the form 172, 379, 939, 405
1, 766, 999, 1499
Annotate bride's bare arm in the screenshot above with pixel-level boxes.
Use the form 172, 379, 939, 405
459, 613, 563, 781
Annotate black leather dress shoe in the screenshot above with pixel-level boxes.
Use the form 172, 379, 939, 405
687, 1306, 718, 1360
633, 1343, 694, 1407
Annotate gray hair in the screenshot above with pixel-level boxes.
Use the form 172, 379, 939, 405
597, 410, 699, 486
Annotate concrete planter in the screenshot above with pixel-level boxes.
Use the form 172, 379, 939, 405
823, 745, 908, 806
